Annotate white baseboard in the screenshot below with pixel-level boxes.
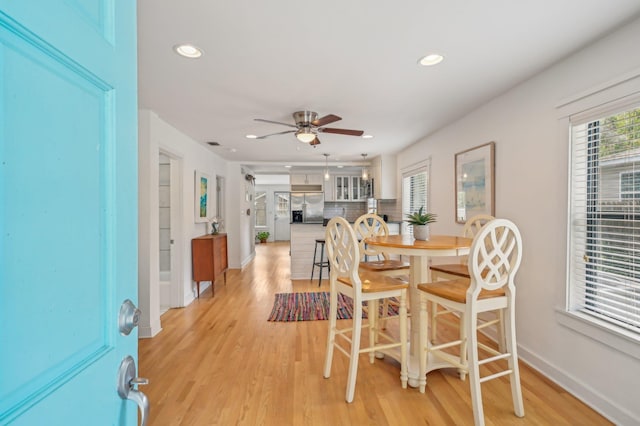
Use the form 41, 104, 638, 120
517, 343, 638, 425
138, 320, 162, 339
240, 252, 255, 268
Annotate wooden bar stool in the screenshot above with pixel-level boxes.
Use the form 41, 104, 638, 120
311, 238, 330, 286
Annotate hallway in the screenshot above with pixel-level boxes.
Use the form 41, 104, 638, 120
139, 242, 610, 425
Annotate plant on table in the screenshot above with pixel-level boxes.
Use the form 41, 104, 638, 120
404, 207, 437, 240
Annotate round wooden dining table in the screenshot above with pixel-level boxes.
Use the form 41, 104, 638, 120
365, 234, 473, 387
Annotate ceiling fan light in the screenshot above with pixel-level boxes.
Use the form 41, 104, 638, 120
295, 130, 316, 143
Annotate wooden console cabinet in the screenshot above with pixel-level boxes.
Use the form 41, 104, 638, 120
191, 233, 228, 297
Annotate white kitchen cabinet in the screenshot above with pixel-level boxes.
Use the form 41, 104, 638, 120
291, 174, 323, 185
371, 154, 397, 199
290, 173, 323, 191
334, 175, 369, 201
324, 176, 334, 201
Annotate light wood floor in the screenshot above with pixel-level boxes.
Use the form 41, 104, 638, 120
139, 241, 610, 425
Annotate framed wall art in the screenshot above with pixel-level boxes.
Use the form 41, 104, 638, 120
454, 142, 495, 223
195, 170, 212, 223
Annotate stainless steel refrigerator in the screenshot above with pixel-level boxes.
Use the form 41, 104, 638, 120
291, 192, 324, 223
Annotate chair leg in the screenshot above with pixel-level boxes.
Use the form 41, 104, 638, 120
311, 242, 318, 282
418, 295, 428, 393
368, 299, 378, 364
345, 301, 363, 403
466, 309, 485, 426
459, 312, 467, 381
318, 245, 323, 286
497, 308, 506, 353
323, 286, 338, 379
505, 305, 524, 418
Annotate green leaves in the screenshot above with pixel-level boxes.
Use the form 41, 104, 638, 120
404, 207, 437, 225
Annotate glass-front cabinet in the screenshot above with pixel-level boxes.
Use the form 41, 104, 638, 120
334, 176, 369, 201
335, 176, 351, 200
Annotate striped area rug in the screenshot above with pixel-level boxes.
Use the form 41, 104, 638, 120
267, 291, 399, 322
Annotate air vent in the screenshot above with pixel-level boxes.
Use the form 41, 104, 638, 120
207, 141, 220, 146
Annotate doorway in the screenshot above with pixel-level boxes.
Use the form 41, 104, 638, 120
158, 150, 183, 311
274, 191, 290, 241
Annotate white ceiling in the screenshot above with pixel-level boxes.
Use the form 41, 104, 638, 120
138, 1, 640, 174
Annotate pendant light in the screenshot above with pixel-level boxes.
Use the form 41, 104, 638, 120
323, 153, 330, 181
361, 153, 369, 181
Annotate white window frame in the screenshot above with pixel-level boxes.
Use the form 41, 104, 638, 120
619, 170, 640, 200
401, 159, 431, 235
557, 70, 640, 359
254, 191, 267, 227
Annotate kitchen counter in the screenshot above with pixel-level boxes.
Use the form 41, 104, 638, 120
289, 221, 402, 280
290, 223, 326, 280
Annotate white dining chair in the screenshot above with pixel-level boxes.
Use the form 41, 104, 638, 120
353, 213, 410, 327
429, 215, 504, 352
417, 218, 524, 426
323, 216, 408, 403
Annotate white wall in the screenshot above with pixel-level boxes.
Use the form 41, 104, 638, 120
138, 110, 232, 337
226, 164, 257, 268
397, 17, 640, 424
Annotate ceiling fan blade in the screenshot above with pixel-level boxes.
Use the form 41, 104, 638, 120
255, 130, 296, 139
318, 127, 364, 136
311, 114, 341, 127
309, 136, 321, 146
254, 118, 297, 128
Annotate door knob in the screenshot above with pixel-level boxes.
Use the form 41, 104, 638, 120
119, 299, 141, 336
117, 356, 149, 426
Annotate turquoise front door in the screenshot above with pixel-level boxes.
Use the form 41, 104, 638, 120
0, 1, 140, 425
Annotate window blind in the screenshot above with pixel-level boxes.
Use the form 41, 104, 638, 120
569, 102, 640, 334
402, 165, 429, 235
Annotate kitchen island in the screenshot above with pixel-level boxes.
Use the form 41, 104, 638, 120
289, 220, 402, 281
290, 223, 326, 280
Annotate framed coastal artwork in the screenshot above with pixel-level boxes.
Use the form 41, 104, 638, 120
195, 170, 212, 223
454, 142, 495, 223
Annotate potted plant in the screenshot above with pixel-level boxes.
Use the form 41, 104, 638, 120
257, 231, 270, 243
405, 207, 437, 241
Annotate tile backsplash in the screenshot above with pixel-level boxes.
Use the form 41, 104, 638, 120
324, 199, 402, 223
324, 201, 366, 222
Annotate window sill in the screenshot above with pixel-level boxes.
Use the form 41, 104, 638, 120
555, 309, 640, 361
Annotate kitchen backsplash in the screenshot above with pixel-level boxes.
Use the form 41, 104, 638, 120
323, 201, 365, 222
324, 199, 402, 223
377, 199, 402, 222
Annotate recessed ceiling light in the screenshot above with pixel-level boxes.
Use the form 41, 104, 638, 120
173, 44, 203, 59
284, 165, 292, 168
337, 165, 344, 168
245, 134, 258, 139
418, 53, 444, 66
362, 134, 374, 139
230, 148, 237, 153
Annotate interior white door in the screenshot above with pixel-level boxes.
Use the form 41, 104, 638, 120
274, 191, 291, 241
0, 2, 140, 424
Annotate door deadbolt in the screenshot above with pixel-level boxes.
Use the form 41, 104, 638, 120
119, 299, 141, 336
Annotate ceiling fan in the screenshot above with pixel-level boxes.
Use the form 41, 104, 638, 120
253, 111, 364, 146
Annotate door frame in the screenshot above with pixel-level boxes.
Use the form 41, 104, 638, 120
159, 148, 184, 309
